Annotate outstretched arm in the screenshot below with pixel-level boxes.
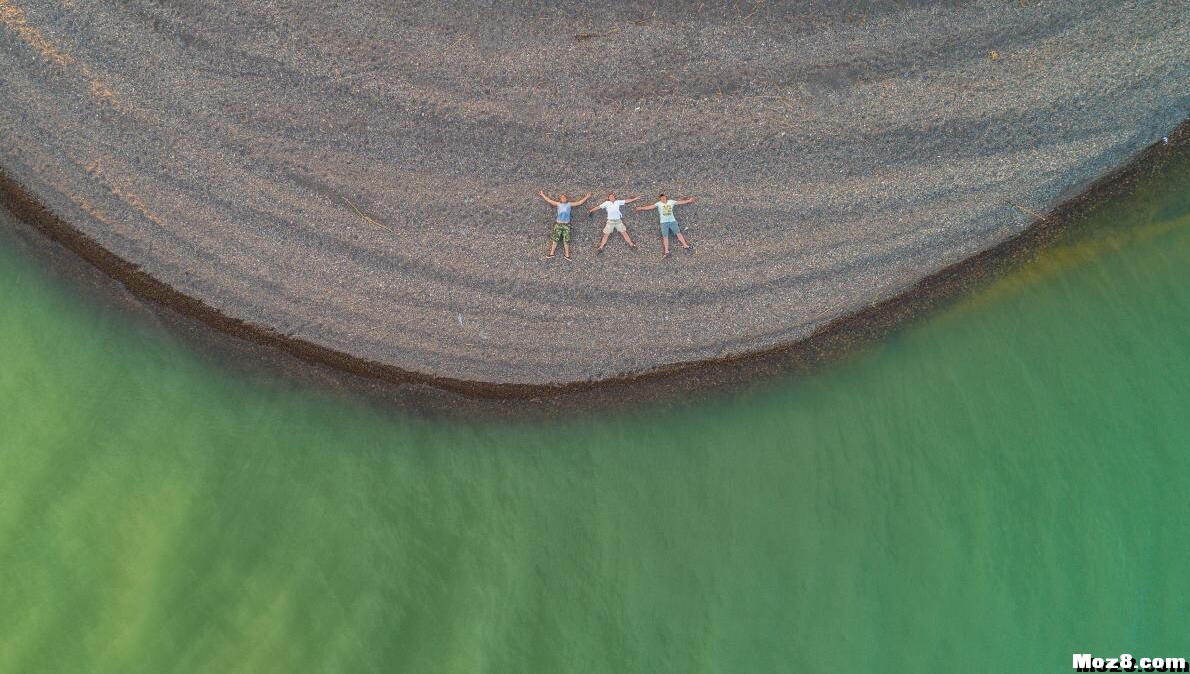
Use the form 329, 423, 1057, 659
538, 191, 561, 206
675, 196, 697, 205
624, 195, 643, 204
573, 192, 592, 206
588, 202, 604, 214
634, 203, 658, 211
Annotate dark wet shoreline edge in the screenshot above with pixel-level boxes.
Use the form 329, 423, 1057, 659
1, 120, 1185, 419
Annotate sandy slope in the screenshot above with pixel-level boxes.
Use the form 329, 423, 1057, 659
1, 0, 1186, 385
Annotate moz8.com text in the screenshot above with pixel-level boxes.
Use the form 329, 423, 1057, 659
1074, 654, 1187, 672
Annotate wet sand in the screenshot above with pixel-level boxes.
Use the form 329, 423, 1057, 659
1, 0, 1186, 388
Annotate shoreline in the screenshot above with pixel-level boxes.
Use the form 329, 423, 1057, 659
3, 1, 1186, 388
1, 121, 1184, 419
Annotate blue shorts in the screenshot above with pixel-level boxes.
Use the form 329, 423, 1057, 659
661, 221, 680, 237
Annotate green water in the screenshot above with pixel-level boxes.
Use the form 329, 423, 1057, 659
2, 157, 1189, 674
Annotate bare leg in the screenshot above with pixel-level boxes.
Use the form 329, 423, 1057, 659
598, 231, 610, 251
563, 242, 572, 260
662, 235, 670, 257
544, 241, 557, 258
620, 230, 636, 248
676, 232, 692, 249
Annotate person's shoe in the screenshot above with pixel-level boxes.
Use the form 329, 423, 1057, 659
662, 251, 671, 259
629, 243, 638, 249
684, 244, 695, 254
564, 254, 573, 261
541, 254, 555, 260
596, 246, 605, 255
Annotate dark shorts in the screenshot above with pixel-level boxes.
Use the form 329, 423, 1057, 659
551, 221, 570, 243
661, 221, 681, 237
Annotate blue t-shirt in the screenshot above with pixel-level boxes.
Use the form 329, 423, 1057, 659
556, 203, 571, 223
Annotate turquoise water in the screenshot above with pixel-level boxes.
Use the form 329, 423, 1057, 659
1, 156, 1188, 673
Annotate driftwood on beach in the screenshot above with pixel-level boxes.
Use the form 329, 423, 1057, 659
0, 0, 1186, 389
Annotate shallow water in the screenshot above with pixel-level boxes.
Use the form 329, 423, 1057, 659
1, 156, 1189, 674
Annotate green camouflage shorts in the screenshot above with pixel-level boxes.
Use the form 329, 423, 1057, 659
551, 221, 570, 244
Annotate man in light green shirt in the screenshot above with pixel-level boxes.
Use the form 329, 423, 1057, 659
636, 193, 696, 257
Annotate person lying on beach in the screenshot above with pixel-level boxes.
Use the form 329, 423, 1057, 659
636, 194, 696, 257
539, 191, 591, 260
588, 192, 641, 254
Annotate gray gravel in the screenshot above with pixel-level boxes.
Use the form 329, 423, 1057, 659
1, 0, 1186, 385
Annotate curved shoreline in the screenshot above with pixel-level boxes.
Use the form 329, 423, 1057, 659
2, 121, 1185, 416
3, 1, 1187, 390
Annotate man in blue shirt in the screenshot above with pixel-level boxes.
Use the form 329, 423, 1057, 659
538, 190, 591, 260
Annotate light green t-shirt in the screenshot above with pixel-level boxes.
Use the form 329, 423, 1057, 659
656, 200, 677, 223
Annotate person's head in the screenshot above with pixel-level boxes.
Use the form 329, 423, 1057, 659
607, 192, 616, 201
658, 193, 667, 201
559, 194, 568, 202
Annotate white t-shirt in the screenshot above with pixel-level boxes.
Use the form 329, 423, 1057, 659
598, 200, 627, 220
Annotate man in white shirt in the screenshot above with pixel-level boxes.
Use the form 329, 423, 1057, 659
588, 191, 642, 253
636, 193, 696, 257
